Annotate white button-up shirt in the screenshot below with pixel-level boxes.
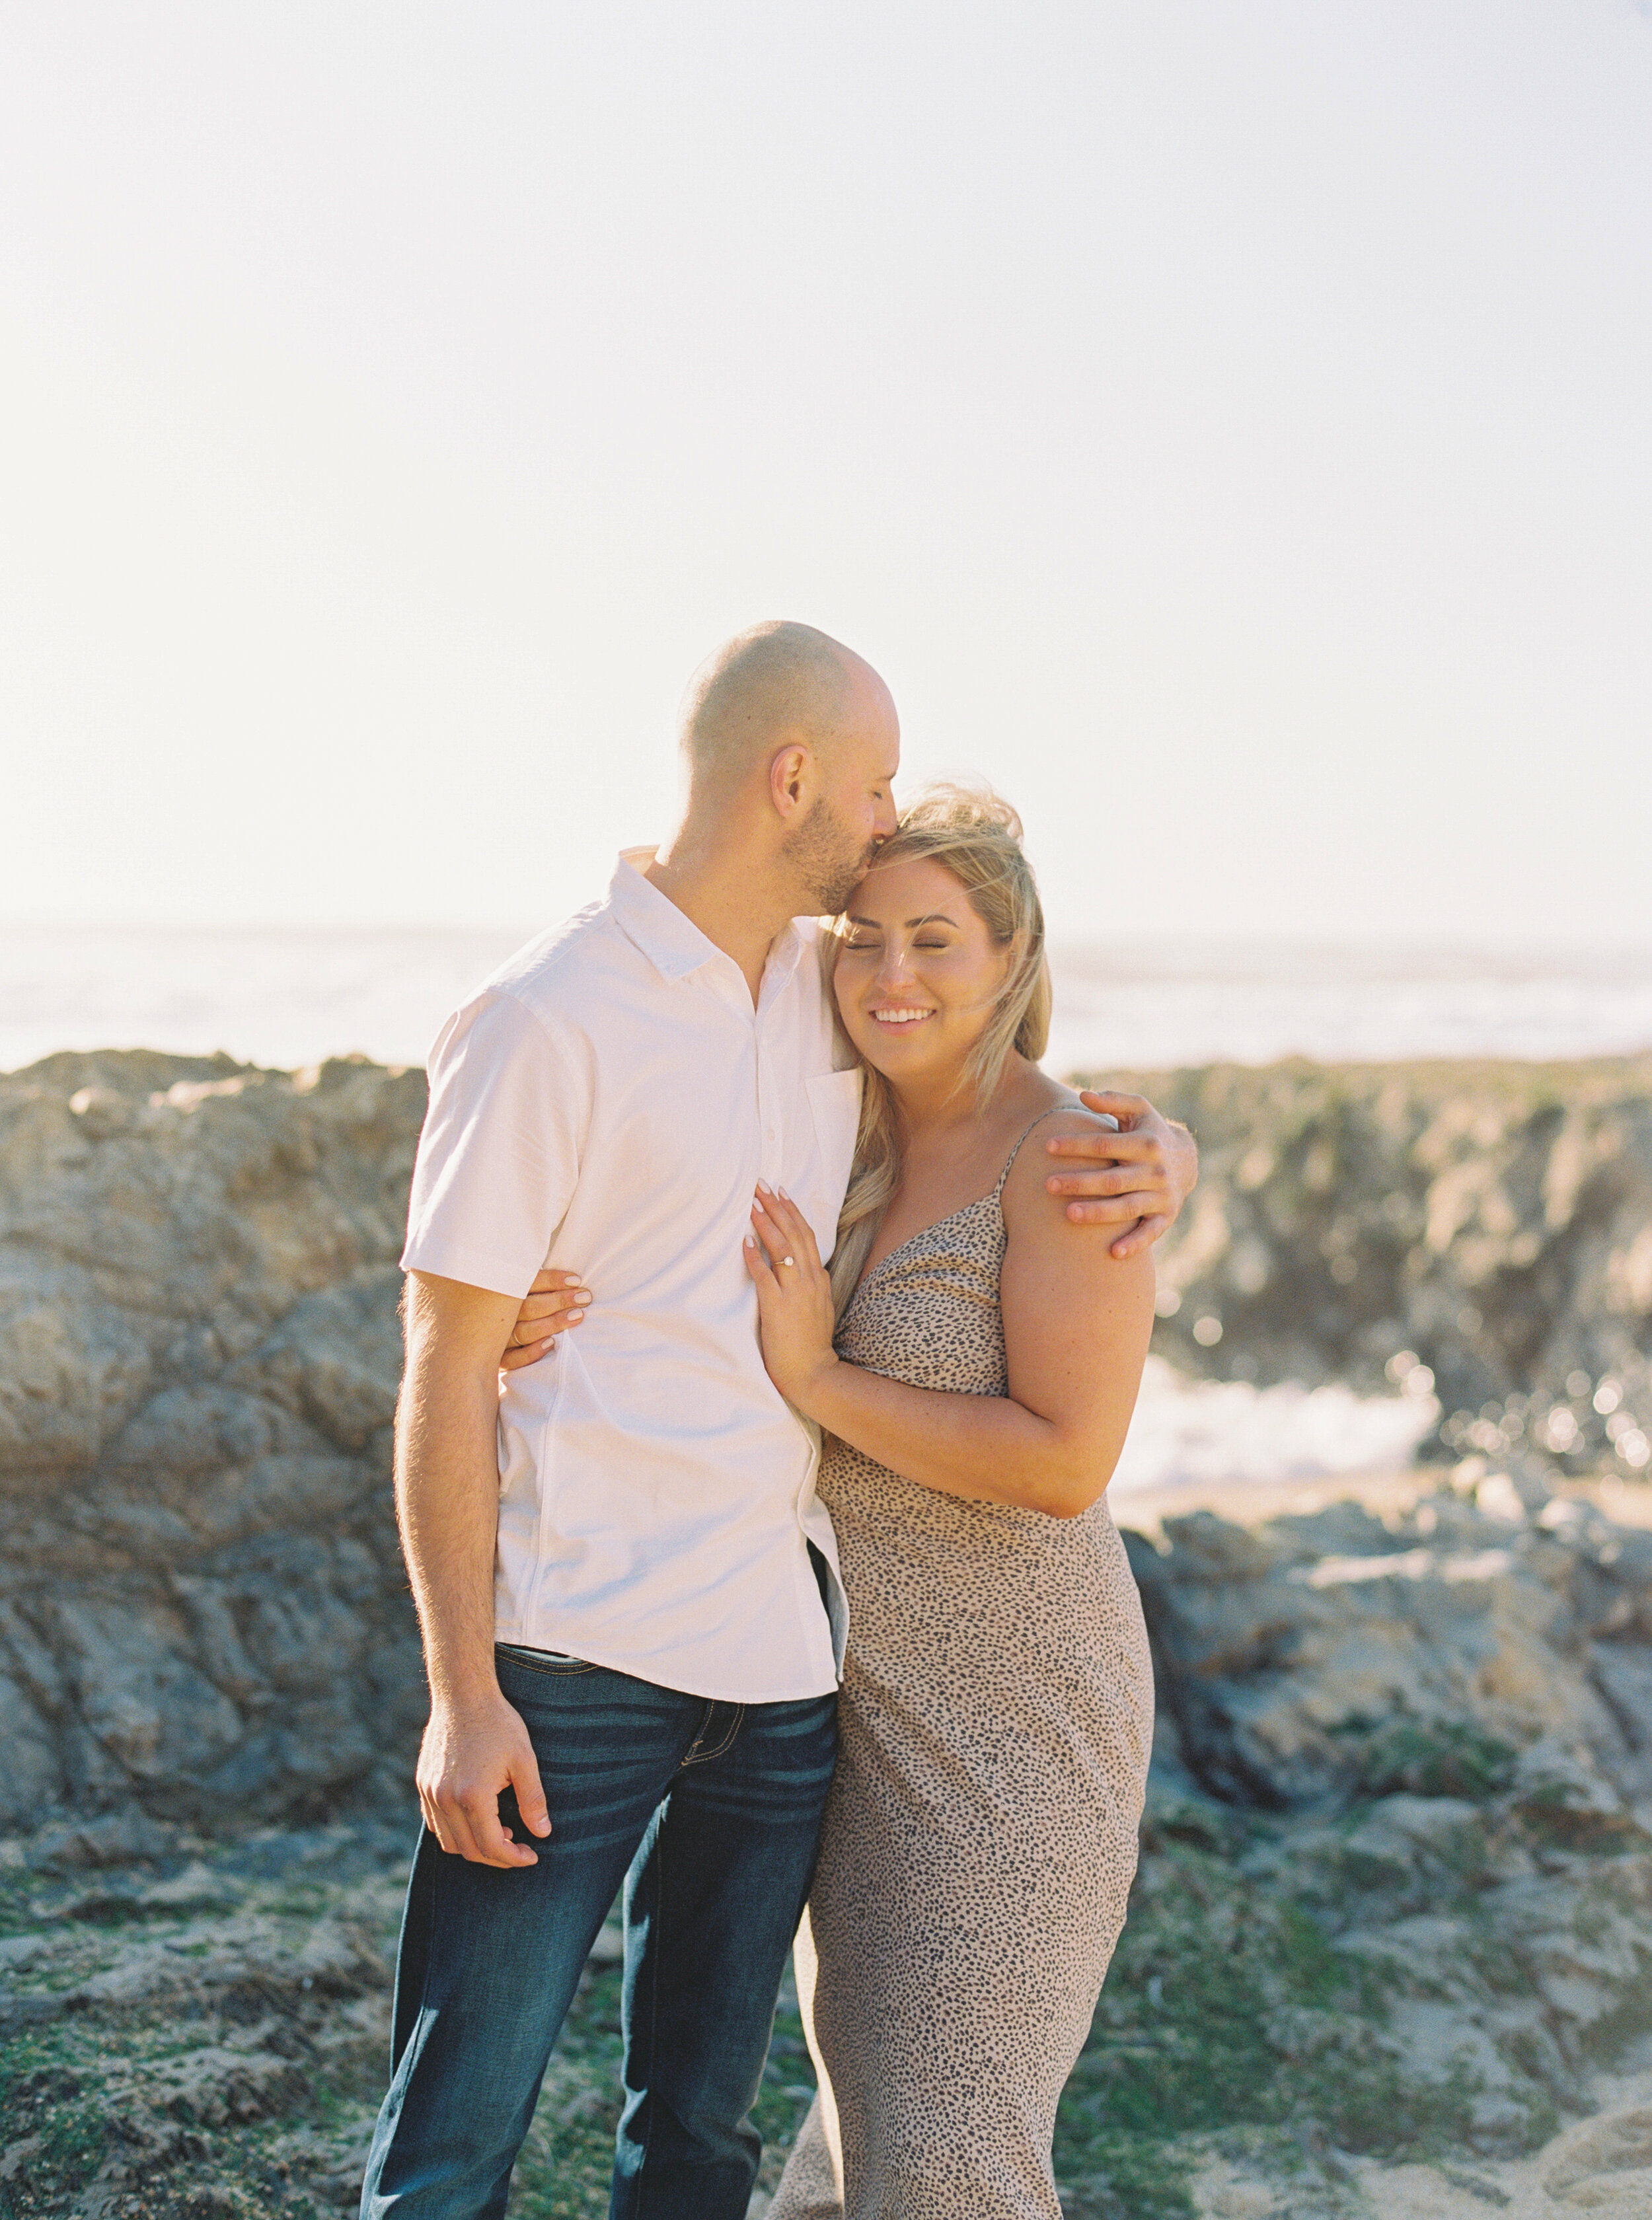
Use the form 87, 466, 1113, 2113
400, 850, 862, 1703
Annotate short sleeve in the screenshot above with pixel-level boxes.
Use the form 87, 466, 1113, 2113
400, 990, 589, 1298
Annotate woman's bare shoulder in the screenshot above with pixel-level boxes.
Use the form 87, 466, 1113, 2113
1024, 1093, 1120, 1152
1041, 1090, 1113, 1127
1000, 1097, 1127, 1236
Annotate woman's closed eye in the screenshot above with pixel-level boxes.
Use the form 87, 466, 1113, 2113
842, 934, 952, 953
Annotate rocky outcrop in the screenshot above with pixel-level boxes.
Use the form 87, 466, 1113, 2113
0, 1049, 428, 1832
1059, 1479, 1652, 2203
4, 1045, 1652, 2211
1131, 1486, 1652, 1816
1096, 1056, 1652, 1478
2, 1046, 1649, 1833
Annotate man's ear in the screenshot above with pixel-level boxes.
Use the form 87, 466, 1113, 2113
767, 740, 815, 825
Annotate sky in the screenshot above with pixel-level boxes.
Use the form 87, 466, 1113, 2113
1, 1, 1649, 947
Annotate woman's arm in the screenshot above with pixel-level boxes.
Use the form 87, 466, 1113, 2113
744, 1115, 1154, 1518
498, 1269, 593, 1368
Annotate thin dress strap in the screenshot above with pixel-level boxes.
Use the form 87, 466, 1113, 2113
990, 1107, 1069, 1204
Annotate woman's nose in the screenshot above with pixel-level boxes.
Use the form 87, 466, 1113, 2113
876, 941, 915, 988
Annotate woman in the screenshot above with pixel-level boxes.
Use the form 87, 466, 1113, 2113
514, 786, 1154, 2220
744, 785, 1154, 2220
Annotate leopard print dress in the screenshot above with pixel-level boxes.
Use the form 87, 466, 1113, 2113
769, 1112, 1154, 2220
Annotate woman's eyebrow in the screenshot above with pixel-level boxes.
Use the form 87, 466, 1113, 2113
844, 912, 958, 930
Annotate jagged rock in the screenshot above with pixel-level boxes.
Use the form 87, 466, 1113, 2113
2, 1043, 1649, 1847
0, 1051, 428, 1828
28, 1809, 178, 1870
1129, 1493, 1652, 1816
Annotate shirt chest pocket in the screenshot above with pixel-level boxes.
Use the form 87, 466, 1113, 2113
799, 1068, 864, 1261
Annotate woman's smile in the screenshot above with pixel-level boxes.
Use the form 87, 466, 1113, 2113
834, 852, 1016, 1084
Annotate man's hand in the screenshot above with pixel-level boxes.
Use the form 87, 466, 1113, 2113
1043, 1090, 1199, 1259
416, 1685, 552, 1868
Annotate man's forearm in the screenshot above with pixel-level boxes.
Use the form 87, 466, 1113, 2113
394, 1343, 507, 1705
394, 1273, 550, 1867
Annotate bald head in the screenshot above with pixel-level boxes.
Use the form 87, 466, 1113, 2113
661, 620, 900, 919
678, 620, 880, 790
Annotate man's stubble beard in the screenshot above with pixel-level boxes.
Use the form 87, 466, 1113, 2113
782, 797, 883, 916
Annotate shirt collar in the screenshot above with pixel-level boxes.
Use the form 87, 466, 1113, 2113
763, 916, 811, 995
609, 849, 726, 982
609, 848, 817, 998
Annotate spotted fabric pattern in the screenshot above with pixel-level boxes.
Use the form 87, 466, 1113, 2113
770, 1112, 1155, 2220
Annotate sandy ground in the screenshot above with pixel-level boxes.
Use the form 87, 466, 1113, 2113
1189, 2061, 1652, 2217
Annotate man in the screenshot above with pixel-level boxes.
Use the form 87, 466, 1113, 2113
361, 622, 1196, 2220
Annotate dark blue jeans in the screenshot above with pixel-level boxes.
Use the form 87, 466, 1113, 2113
360, 1650, 838, 2220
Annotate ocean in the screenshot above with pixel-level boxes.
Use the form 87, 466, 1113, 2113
6, 924, 1652, 1079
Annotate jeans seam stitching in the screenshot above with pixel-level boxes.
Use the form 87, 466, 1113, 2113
679, 1703, 743, 1769
677, 1700, 712, 1768
636, 1821, 661, 2217
379, 1832, 441, 2168
496, 1651, 595, 1678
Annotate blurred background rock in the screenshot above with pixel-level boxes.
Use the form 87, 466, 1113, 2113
1100, 1056, 1652, 1486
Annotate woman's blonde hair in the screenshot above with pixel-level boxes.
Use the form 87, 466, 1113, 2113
826, 782, 1051, 1314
